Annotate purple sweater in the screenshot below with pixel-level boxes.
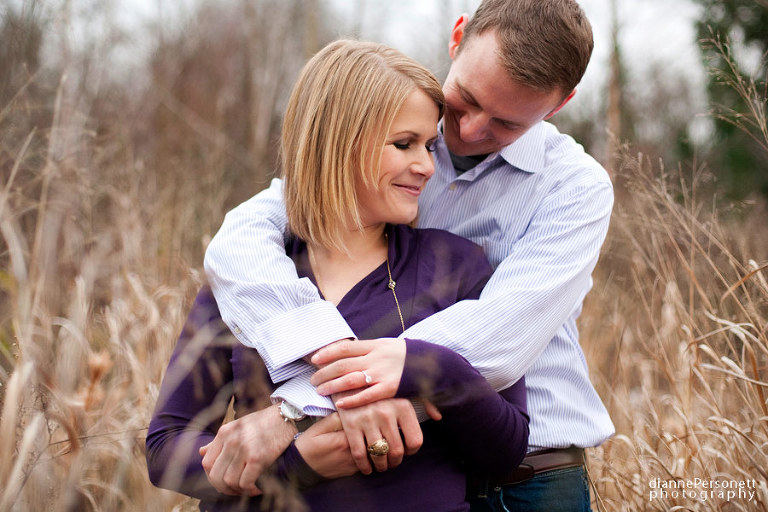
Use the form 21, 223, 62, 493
146, 225, 528, 511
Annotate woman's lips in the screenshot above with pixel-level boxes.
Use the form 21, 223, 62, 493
393, 183, 422, 196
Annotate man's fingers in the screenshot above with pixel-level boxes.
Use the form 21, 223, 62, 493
423, 399, 443, 421
398, 409, 424, 456
380, 423, 404, 469
205, 454, 240, 495
308, 412, 343, 435
364, 429, 389, 473
200, 438, 223, 472
221, 459, 249, 495
345, 429, 373, 475
238, 465, 264, 497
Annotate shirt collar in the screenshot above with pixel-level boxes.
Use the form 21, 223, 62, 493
437, 120, 549, 175
497, 121, 548, 174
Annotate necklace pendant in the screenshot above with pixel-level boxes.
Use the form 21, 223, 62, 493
388, 279, 396, 290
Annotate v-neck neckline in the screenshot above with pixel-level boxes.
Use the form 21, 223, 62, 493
293, 225, 395, 308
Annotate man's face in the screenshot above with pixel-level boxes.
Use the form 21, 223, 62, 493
442, 28, 571, 157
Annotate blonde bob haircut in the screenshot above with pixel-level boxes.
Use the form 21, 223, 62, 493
281, 39, 445, 250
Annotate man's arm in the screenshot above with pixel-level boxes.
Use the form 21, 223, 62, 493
407, 180, 613, 390
204, 178, 355, 382
312, 180, 614, 399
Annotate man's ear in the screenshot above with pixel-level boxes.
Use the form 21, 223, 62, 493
448, 14, 469, 60
544, 89, 577, 120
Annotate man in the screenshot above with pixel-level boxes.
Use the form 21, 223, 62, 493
203, 0, 614, 510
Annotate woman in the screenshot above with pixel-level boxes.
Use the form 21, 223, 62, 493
146, 39, 528, 511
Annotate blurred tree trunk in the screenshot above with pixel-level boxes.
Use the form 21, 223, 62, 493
605, 0, 622, 176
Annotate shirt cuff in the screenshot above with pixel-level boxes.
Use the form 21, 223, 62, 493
229, 300, 355, 380
271, 370, 336, 416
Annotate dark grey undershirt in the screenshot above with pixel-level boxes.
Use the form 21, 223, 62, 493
450, 151, 490, 175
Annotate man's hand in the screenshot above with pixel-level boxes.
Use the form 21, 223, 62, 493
310, 338, 406, 408
333, 393, 423, 474
294, 413, 358, 479
199, 405, 295, 496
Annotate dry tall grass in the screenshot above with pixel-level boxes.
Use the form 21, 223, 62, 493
581, 35, 768, 512
583, 154, 768, 511
1, 16, 767, 512
0, 71, 206, 510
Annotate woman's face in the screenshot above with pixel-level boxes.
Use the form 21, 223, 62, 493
356, 88, 440, 228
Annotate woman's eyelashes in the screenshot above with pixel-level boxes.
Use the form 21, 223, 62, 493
392, 138, 438, 152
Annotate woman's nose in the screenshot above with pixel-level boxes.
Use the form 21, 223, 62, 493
412, 148, 435, 178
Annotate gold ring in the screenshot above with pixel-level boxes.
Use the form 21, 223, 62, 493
367, 438, 389, 457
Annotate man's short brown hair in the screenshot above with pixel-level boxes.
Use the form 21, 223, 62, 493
459, 0, 594, 96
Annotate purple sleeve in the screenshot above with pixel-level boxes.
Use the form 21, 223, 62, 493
272, 442, 325, 490
396, 339, 529, 476
147, 286, 327, 501
145, 287, 236, 501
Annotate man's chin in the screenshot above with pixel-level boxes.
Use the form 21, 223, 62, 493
446, 138, 497, 157
444, 133, 473, 156
444, 128, 500, 156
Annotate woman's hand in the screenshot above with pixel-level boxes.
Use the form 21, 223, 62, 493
310, 338, 406, 408
294, 413, 358, 479
199, 405, 295, 496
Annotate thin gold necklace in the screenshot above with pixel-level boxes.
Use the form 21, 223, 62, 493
384, 233, 405, 333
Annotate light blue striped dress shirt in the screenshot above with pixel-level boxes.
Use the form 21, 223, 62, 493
204, 120, 615, 450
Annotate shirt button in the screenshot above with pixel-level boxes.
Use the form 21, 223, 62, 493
233, 325, 242, 335
449, 183, 457, 191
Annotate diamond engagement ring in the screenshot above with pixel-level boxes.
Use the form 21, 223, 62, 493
361, 370, 373, 385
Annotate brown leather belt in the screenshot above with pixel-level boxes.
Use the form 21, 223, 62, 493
489, 447, 585, 486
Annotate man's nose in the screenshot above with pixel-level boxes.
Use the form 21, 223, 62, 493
458, 111, 490, 142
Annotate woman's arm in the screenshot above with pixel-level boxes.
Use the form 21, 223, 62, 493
147, 286, 356, 500
273, 413, 357, 490
310, 337, 527, 476
397, 339, 528, 476
145, 287, 238, 500
146, 286, 296, 499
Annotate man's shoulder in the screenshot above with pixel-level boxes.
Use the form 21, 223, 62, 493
497, 122, 609, 189
540, 122, 611, 186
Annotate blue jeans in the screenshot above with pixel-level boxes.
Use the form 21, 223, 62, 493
467, 466, 592, 512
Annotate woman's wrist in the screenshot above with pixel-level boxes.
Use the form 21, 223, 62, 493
274, 441, 325, 490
